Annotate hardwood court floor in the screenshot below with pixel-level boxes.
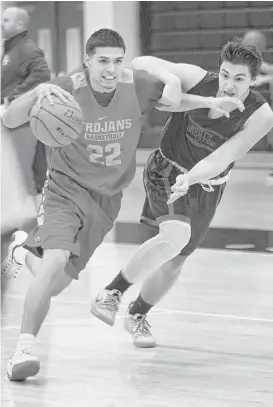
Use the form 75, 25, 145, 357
1, 243, 273, 407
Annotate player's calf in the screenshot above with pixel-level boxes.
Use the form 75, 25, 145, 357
7, 249, 71, 381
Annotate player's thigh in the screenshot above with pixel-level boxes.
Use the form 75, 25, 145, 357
23, 183, 83, 259
67, 192, 122, 279
141, 150, 190, 226
181, 184, 226, 256
51, 267, 74, 296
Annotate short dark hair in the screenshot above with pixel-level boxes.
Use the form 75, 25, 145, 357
85, 28, 126, 55
218, 38, 262, 78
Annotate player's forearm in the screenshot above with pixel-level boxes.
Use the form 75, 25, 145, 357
131, 56, 181, 87
185, 156, 229, 186
1, 88, 38, 128
175, 94, 215, 111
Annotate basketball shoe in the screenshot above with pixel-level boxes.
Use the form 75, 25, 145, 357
7, 349, 40, 381
90, 289, 122, 326
124, 302, 156, 348
2, 231, 28, 279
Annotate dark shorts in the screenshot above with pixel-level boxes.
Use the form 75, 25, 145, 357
140, 149, 226, 257
23, 168, 122, 279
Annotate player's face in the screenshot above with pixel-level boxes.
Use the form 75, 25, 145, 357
85, 47, 125, 92
1, 10, 17, 39
218, 61, 255, 101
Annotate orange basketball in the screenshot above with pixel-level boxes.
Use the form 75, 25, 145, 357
30, 95, 84, 147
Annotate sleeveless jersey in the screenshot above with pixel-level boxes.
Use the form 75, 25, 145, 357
47, 69, 144, 196
160, 72, 267, 177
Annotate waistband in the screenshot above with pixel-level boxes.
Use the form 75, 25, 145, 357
158, 148, 230, 192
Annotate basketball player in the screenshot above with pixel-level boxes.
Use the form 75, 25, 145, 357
1, 29, 241, 381
91, 39, 273, 348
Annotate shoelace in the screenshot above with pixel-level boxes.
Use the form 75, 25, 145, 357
100, 292, 120, 312
1, 257, 12, 275
131, 315, 152, 337
19, 349, 32, 356
12, 348, 34, 361
1, 256, 20, 278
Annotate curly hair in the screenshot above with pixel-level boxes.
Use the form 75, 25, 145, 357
85, 28, 126, 55
218, 38, 262, 78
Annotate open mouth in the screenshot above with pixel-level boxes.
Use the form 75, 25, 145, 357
102, 76, 116, 81
223, 91, 235, 97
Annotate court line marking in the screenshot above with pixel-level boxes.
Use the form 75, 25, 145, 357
3, 293, 273, 326
1, 313, 166, 330
152, 309, 273, 323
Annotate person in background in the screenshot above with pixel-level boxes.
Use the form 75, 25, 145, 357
1, 6, 50, 197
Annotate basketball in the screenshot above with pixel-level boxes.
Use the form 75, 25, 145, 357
30, 95, 84, 147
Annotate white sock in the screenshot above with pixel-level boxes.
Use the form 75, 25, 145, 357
16, 333, 36, 352
13, 246, 28, 266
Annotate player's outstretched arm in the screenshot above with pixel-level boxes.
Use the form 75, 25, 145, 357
131, 56, 207, 93
2, 79, 74, 129
157, 95, 245, 117
168, 103, 273, 204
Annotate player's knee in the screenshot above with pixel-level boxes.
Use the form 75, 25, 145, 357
51, 273, 73, 297
159, 220, 191, 258
41, 249, 70, 291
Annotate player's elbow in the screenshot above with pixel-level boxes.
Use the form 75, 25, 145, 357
1, 110, 16, 128
131, 56, 157, 71
2, 108, 28, 129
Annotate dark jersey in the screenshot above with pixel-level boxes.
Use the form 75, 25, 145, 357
160, 72, 267, 177
1, 31, 50, 103
47, 68, 163, 196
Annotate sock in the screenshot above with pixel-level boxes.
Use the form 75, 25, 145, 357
129, 295, 153, 316
13, 245, 28, 266
16, 333, 36, 352
105, 271, 132, 294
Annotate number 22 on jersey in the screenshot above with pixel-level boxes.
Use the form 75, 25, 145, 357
87, 143, 122, 166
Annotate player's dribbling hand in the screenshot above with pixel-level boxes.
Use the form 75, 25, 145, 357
36, 83, 74, 107
167, 174, 189, 205
210, 97, 245, 118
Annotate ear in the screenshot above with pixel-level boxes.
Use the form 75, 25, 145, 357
84, 54, 91, 67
